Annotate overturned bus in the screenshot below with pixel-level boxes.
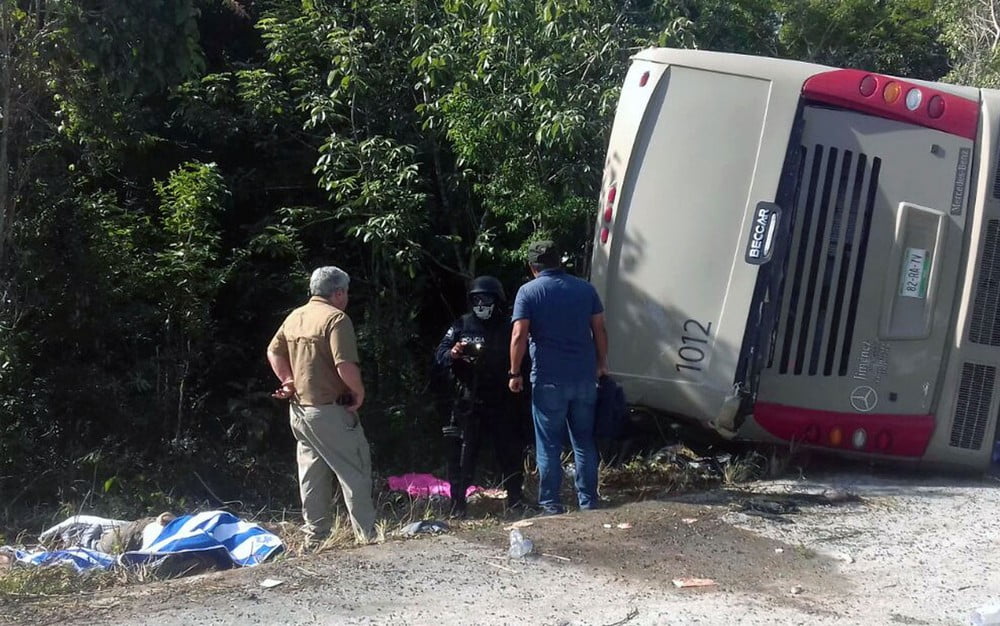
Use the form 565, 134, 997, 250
591, 48, 999, 470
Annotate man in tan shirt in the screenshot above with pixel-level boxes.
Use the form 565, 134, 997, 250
267, 266, 376, 545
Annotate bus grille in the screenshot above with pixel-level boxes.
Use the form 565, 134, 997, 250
949, 362, 996, 450
993, 145, 1000, 198
969, 220, 1000, 346
770, 145, 881, 376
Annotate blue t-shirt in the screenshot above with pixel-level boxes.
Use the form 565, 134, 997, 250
512, 269, 604, 384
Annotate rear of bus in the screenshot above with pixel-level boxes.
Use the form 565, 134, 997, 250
590, 48, 1000, 470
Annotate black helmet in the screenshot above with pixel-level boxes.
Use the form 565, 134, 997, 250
468, 275, 505, 303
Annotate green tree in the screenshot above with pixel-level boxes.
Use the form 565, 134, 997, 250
776, 0, 949, 79
938, 0, 1000, 87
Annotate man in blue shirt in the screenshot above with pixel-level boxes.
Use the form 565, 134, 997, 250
509, 240, 608, 514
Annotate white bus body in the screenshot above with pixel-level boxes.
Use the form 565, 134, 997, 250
591, 48, 998, 470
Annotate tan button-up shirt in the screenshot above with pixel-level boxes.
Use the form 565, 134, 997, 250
268, 296, 360, 406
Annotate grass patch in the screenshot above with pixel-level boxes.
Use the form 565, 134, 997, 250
599, 446, 723, 497
0, 565, 118, 598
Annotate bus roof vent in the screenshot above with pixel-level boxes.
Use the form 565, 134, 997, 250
949, 362, 996, 450
969, 220, 1000, 346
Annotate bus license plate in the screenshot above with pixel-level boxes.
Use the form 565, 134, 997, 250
899, 248, 929, 299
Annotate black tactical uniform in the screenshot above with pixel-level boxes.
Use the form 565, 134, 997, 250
434, 276, 526, 515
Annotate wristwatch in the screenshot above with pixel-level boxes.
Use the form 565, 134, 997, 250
508, 372, 522, 378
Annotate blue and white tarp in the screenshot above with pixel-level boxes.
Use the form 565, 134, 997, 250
10, 547, 116, 572
7, 510, 282, 572
120, 510, 283, 569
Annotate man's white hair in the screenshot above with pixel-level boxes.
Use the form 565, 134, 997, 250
309, 266, 350, 297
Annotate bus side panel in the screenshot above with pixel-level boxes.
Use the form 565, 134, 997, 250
923, 91, 1000, 470
598, 66, 772, 422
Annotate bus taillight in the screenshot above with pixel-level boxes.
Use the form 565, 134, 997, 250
851, 429, 868, 449
882, 81, 901, 104
859, 75, 876, 96
928, 95, 945, 119
803, 69, 979, 140
875, 431, 892, 451
754, 403, 934, 458
829, 427, 843, 447
599, 186, 616, 245
603, 187, 615, 223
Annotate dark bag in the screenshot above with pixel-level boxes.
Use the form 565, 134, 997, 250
594, 375, 627, 439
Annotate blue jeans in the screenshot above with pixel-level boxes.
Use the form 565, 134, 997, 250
531, 380, 599, 510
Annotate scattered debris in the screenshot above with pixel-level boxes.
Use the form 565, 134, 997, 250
651, 445, 732, 478
475, 488, 508, 500
834, 552, 855, 564
260, 578, 284, 589
485, 562, 516, 573
603, 523, 612, 529
508, 529, 533, 558
604, 607, 640, 626
672, 577, 717, 588
735, 498, 799, 523
399, 520, 450, 537
739, 498, 799, 515
790, 585, 804, 595
681, 518, 698, 524
775, 548, 784, 554
821, 488, 858, 504
541, 553, 571, 561
503, 520, 534, 531
616, 523, 632, 530
790, 490, 861, 506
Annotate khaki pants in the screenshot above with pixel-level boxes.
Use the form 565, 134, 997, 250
290, 403, 376, 542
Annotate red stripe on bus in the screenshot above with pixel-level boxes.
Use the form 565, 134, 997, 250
802, 69, 979, 141
754, 402, 935, 458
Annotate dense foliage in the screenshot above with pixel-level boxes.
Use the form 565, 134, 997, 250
0, 0, 983, 511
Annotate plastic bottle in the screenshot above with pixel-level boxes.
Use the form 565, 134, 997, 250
508, 528, 534, 558
971, 604, 1000, 626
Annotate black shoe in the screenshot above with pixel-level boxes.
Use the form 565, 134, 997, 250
507, 501, 540, 516
536, 505, 566, 517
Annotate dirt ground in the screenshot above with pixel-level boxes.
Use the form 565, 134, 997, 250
3, 468, 1000, 625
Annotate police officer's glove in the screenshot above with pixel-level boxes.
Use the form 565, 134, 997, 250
442, 424, 461, 438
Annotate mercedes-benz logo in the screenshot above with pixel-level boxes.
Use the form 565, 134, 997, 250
850, 385, 878, 413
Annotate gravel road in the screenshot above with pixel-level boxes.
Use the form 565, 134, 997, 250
7, 468, 1000, 625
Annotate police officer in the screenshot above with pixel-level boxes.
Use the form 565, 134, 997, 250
434, 276, 528, 517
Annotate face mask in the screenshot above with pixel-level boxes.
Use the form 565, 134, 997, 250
471, 293, 496, 320
473, 304, 495, 320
